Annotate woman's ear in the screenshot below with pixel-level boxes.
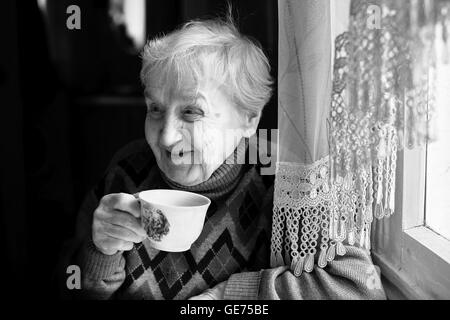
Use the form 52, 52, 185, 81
241, 112, 260, 138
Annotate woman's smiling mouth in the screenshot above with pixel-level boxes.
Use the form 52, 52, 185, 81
164, 149, 193, 164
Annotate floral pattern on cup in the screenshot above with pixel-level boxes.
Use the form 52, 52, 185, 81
142, 206, 170, 242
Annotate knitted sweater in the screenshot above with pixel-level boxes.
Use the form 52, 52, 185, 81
59, 139, 386, 300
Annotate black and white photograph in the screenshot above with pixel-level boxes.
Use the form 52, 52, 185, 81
2, 0, 450, 308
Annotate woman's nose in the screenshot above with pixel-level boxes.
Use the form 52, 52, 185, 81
159, 116, 182, 150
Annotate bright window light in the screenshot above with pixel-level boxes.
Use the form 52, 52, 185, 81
425, 23, 450, 241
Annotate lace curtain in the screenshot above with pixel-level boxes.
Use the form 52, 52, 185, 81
271, 0, 450, 275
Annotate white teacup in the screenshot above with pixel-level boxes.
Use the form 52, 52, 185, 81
138, 189, 211, 252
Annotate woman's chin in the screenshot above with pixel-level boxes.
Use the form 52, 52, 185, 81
163, 165, 203, 186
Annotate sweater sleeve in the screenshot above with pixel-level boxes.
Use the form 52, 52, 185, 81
223, 245, 387, 300
223, 177, 387, 300
57, 169, 127, 300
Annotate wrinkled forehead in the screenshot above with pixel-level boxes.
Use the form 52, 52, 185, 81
143, 76, 228, 108
144, 85, 198, 105
143, 66, 202, 104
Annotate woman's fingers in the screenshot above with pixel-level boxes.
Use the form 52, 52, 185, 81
93, 193, 148, 255
94, 237, 134, 255
119, 241, 134, 251
105, 209, 147, 238
97, 193, 147, 237
101, 193, 141, 218
102, 222, 146, 243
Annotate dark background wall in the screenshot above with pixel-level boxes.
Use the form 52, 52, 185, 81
1, 0, 277, 299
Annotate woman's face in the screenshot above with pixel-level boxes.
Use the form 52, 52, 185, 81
144, 82, 254, 186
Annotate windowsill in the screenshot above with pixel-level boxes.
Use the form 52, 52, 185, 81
373, 225, 450, 299
372, 251, 427, 300
404, 226, 450, 267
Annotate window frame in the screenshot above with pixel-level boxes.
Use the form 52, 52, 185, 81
371, 146, 450, 299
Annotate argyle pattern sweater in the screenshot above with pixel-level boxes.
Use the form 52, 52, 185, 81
63, 139, 273, 300
59, 139, 387, 300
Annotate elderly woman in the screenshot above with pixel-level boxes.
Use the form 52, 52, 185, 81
60, 16, 386, 300
61, 16, 273, 300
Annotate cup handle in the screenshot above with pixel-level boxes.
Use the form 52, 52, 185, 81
133, 192, 145, 228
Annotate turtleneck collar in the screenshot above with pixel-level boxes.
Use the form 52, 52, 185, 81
159, 138, 250, 201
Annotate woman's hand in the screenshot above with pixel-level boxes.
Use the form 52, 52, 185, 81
92, 193, 147, 255
188, 281, 227, 300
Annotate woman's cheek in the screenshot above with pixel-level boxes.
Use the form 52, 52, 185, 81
193, 121, 225, 170
145, 118, 161, 157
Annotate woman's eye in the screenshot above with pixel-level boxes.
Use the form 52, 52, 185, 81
147, 103, 163, 118
182, 107, 204, 121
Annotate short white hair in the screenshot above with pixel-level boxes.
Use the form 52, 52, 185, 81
140, 15, 273, 118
